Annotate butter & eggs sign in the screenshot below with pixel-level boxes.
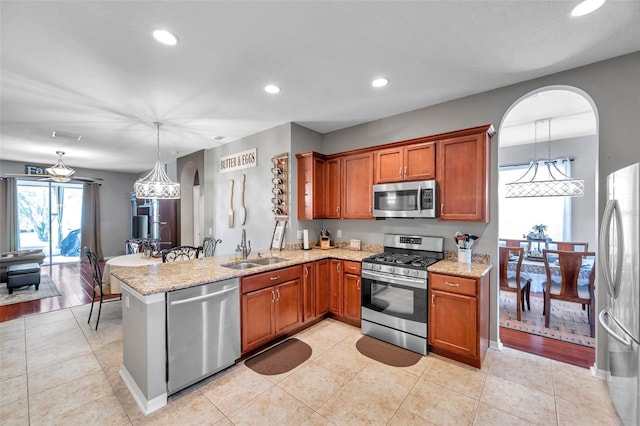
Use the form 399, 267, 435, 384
219, 148, 257, 173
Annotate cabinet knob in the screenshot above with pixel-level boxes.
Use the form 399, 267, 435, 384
445, 281, 460, 287
431, 294, 435, 306
276, 289, 280, 301
270, 275, 280, 281
304, 267, 309, 278
399, 167, 403, 177
404, 166, 407, 176
272, 290, 276, 302
357, 279, 361, 291
440, 203, 444, 215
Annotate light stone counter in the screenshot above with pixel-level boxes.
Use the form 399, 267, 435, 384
111, 248, 377, 296
427, 260, 493, 279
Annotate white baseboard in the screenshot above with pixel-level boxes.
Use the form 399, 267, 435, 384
120, 366, 167, 415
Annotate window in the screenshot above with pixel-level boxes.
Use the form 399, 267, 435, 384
498, 161, 572, 242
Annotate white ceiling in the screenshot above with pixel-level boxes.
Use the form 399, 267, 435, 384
1, 1, 639, 174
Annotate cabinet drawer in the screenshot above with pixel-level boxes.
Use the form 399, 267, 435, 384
343, 260, 361, 274
430, 273, 477, 297
242, 265, 302, 294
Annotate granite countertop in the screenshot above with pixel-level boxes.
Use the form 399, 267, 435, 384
111, 248, 375, 296
427, 260, 493, 279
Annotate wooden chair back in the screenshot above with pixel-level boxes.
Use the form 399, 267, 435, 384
83, 247, 103, 290
162, 245, 201, 263
547, 241, 589, 252
499, 239, 531, 252
542, 249, 595, 303
498, 246, 525, 290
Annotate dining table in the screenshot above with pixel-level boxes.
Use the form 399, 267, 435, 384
102, 253, 163, 294
507, 256, 595, 293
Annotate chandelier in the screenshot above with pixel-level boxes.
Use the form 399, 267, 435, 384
134, 122, 181, 199
46, 151, 76, 182
505, 118, 584, 198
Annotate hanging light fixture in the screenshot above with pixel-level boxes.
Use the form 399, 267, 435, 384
134, 122, 181, 199
46, 151, 76, 182
505, 118, 584, 198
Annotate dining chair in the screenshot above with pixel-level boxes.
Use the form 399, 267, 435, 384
84, 247, 121, 330
201, 236, 222, 257
541, 249, 596, 337
499, 247, 531, 321
162, 245, 201, 263
126, 240, 141, 254
499, 238, 532, 252
547, 241, 589, 252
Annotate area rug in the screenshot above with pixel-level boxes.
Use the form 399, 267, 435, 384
0, 274, 61, 306
245, 338, 312, 375
500, 291, 595, 348
356, 335, 422, 367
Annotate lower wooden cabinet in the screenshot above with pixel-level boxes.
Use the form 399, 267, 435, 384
302, 260, 330, 322
343, 261, 362, 321
328, 259, 362, 324
428, 271, 489, 368
241, 265, 302, 353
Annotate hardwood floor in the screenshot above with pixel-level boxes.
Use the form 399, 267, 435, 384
0, 262, 95, 322
500, 326, 596, 368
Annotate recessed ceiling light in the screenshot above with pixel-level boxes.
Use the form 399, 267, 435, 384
571, 0, 606, 17
52, 131, 82, 142
372, 78, 389, 88
264, 84, 281, 94
214, 136, 225, 141
153, 29, 178, 46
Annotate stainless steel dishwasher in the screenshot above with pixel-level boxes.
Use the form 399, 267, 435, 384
166, 278, 240, 395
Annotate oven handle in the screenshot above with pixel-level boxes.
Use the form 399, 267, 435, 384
361, 270, 426, 289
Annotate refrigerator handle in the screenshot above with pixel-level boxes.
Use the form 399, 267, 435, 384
599, 199, 624, 299
599, 308, 638, 347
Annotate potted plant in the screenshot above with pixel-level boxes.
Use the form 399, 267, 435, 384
527, 224, 548, 239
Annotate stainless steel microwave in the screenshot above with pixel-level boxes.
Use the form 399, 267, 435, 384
372, 180, 437, 218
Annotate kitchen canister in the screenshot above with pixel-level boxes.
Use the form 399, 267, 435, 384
458, 248, 472, 263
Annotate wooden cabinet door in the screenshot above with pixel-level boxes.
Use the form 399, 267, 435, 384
437, 133, 489, 222
404, 142, 436, 181
374, 147, 403, 183
296, 153, 325, 220
343, 273, 361, 321
342, 153, 374, 219
241, 286, 275, 352
329, 259, 343, 315
428, 289, 477, 358
302, 262, 315, 322
274, 279, 302, 335
315, 259, 330, 316
325, 158, 342, 218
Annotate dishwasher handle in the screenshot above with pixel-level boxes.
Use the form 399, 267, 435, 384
170, 286, 238, 306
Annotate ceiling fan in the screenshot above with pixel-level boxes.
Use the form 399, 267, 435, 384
6, 151, 103, 183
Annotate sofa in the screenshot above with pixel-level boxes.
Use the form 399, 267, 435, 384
0, 249, 46, 283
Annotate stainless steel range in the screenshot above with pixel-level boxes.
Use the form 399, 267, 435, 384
361, 233, 444, 355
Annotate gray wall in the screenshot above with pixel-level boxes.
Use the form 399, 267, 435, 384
203, 123, 293, 256
319, 51, 640, 371
1, 159, 139, 258
499, 135, 598, 247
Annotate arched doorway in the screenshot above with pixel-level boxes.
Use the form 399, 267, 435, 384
179, 161, 202, 246
497, 86, 599, 366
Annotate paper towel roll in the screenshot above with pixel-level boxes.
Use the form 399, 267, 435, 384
303, 229, 310, 250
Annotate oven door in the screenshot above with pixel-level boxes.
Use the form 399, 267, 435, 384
361, 270, 427, 337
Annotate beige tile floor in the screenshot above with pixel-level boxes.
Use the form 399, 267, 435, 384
0, 302, 622, 425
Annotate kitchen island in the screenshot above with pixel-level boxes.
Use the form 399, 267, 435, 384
112, 248, 376, 415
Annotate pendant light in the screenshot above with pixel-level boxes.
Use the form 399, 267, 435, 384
505, 118, 584, 198
134, 122, 181, 199
46, 151, 76, 181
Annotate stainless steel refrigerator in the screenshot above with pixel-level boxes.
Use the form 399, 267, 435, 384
599, 162, 640, 425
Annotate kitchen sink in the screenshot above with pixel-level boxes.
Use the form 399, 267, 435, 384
250, 257, 286, 265
221, 261, 259, 270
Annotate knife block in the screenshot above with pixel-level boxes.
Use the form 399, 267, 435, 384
320, 237, 331, 249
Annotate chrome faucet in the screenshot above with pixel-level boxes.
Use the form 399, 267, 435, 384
240, 229, 251, 259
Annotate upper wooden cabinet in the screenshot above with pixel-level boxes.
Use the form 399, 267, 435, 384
296, 152, 325, 220
342, 153, 373, 219
374, 142, 435, 183
436, 130, 491, 222
295, 124, 493, 222
325, 158, 342, 219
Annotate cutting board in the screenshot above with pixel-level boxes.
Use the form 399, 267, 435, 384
228, 179, 234, 228
239, 174, 247, 225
